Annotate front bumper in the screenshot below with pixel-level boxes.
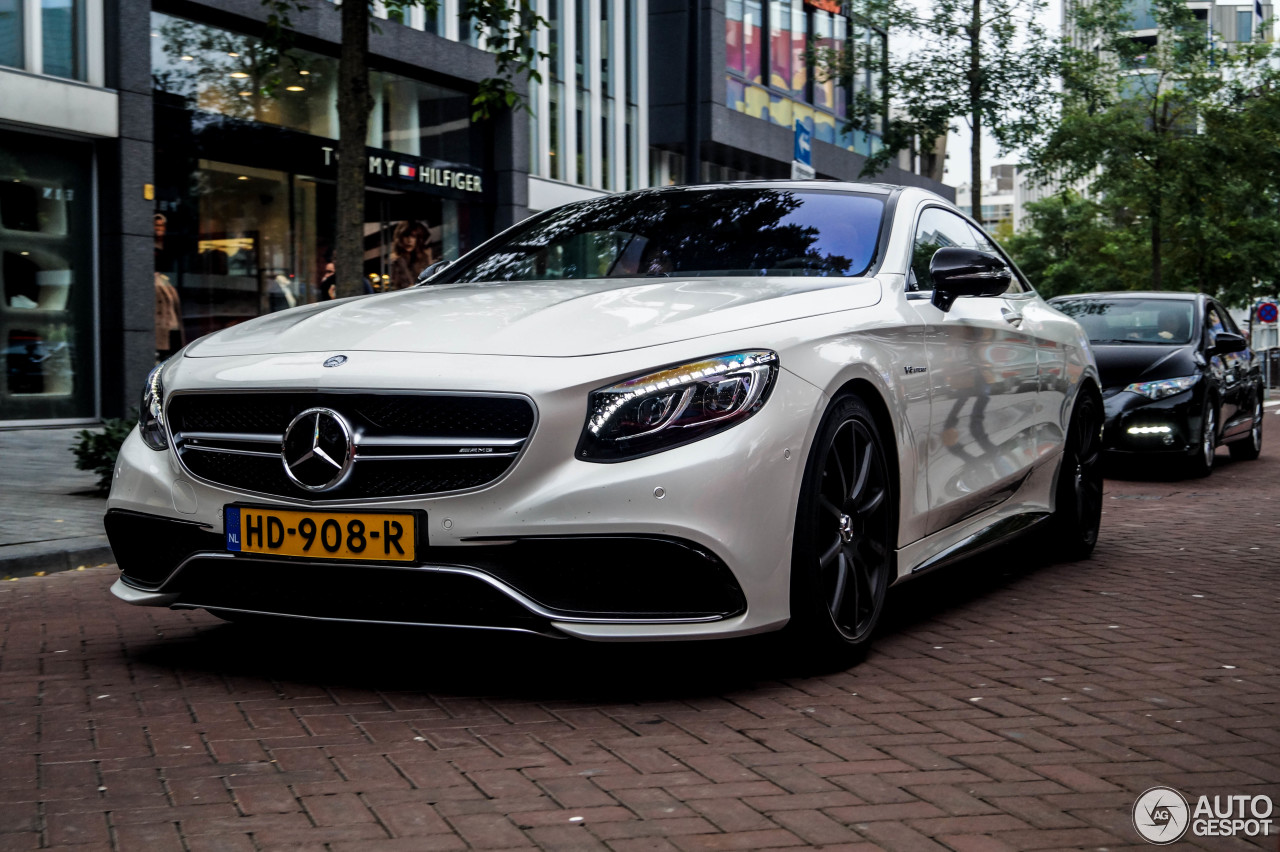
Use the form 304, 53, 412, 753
105, 356, 824, 640
107, 509, 746, 636
1102, 387, 1203, 456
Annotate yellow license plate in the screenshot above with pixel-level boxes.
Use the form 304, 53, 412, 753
225, 506, 417, 562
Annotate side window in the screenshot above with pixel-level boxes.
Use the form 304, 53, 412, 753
909, 208, 979, 291
1215, 304, 1241, 336
1206, 306, 1225, 338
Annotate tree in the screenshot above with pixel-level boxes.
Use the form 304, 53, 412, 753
815, 0, 1058, 216
261, 1, 545, 298
1003, 191, 1145, 297
1018, 0, 1280, 301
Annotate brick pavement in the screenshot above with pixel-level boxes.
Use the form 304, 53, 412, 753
1, 444, 1278, 850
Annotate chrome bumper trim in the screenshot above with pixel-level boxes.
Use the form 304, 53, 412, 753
134, 551, 728, 626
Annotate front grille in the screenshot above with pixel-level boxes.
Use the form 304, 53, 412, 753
168, 392, 535, 501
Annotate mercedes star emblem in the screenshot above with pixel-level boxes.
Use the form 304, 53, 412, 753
323, 355, 348, 367
281, 407, 354, 491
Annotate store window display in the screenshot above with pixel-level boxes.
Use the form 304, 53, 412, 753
0, 128, 94, 421
150, 11, 489, 341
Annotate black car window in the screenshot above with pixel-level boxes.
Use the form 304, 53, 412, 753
438, 188, 887, 283
1054, 298, 1195, 345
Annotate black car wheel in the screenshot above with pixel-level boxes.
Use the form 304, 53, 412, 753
1187, 401, 1217, 477
1046, 389, 1104, 560
788, 394, 896, 665
1228, 392, 1263, 461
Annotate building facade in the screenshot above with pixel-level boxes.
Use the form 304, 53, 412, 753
956, 164, 1016, 235
0, 0, 951, 427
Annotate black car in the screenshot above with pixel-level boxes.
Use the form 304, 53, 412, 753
1050, 292, 1263, 476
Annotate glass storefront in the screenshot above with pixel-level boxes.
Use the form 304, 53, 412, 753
725, 0, 884, 155
151, 12, 491, 348
0, 127, 95, 420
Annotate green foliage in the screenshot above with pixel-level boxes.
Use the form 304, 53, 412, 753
72, 417, 135, 494
1005, 191, 1141, 297
1019, 0, 1280, 302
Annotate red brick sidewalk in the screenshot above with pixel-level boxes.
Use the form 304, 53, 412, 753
1, 447, 1278, 851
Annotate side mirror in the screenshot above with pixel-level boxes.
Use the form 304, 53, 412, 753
929, 247, 1012, 312
416, 259, 451, 285
1211, 331, 1248, 355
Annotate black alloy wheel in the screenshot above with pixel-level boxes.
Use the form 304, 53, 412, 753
1228, 392, 1264, 461
1048, 389, 1104, 560
789, 394, 896, 663
1187, 400, 1218, 478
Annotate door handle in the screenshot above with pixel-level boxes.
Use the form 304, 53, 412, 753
1001, 309, 1023, 328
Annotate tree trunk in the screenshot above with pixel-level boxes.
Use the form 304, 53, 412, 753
1151, 198, 1162, 290
968, 0, 982, 220
335, 0, 372, 299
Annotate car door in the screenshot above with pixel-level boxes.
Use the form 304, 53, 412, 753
907, 206, 1042, 535
1206, 301, 1244, 436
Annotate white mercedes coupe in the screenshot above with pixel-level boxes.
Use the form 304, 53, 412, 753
107, 181, 1103, 661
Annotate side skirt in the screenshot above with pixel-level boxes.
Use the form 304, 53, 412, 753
899, 512, 1051, 581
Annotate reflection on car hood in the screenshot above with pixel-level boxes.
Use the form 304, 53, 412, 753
184, 276, 882, 358
1092, 343, 1198, 390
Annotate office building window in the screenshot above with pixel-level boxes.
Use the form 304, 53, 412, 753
1238, 9, 1253, 41
790, 0, 806, 99
728, 1, 881, 153
769, 0, 790, 92
0, 0, 22, 69
0, 127, 96, 420
0, 0, 96, 81
41, 0, 83, 79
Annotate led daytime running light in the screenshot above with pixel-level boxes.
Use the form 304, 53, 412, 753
578, 350, 779, 462
588, 352, 777, 437
139, 363, 169, 450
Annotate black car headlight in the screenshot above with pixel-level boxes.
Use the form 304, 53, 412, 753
139, 363, 168, 450
1124, 375, 1198, 400
577, 351, 779, 462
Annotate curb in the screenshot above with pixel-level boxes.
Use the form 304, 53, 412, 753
0, 537, 116, 580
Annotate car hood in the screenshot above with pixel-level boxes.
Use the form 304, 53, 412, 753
183, 276, 882, 358
1092, 343, 1199, 390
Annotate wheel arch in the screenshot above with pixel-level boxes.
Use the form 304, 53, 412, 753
828, 377, 901, 497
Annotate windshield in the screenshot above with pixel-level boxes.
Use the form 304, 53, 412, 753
1055, 298, 1195, 345
438, 187, 886, 284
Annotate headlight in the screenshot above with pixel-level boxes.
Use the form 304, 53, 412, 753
139, 363, 168, 450
577, 351, 779, 462
1124, 375, 1199, 400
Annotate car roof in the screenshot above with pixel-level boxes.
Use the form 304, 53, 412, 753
625, 179, 955, 201
619, 179, 885, 196
1050, 291, 1203, 303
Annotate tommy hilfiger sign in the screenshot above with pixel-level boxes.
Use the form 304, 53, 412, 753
320, 145, 485, 195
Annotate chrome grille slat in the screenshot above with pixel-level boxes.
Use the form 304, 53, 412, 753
168, 391, 536, 502
181, 444, 281, 459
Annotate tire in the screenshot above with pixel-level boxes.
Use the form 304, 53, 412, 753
1047, 389, 1104, 561
787, 394, 897, 666
1186, 400, 1218, 478
1228, 392, 1263, 461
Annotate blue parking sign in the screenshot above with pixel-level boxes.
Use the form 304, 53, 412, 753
794, 121, 812, 167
